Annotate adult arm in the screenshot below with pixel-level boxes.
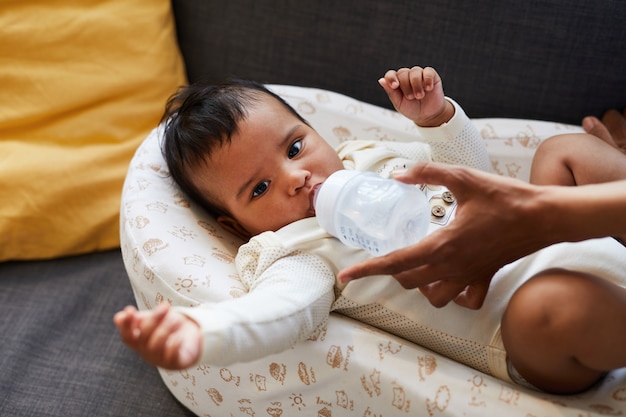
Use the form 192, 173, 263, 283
338, 162, 626, 309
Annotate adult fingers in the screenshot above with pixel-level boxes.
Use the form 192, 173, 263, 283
339, 226, 452, 285
337, 248, 423, 284
417, 279, 469, 308
453, 279, 492, 310
393, 162, 477, 201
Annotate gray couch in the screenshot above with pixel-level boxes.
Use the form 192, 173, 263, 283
1, 1, 624, 416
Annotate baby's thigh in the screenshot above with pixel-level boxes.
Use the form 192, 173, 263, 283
503, 268, 625, 340
504, 268, 626, 363
500, 268, 626, 392
531, 133, 626, 185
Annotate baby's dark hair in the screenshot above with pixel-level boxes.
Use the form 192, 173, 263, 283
161, 79, 307, 216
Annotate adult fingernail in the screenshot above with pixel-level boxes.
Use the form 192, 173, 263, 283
338, 274, 352, 284
391, 168, 407, 178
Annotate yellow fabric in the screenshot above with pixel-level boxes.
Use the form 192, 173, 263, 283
0, 0, 187, 260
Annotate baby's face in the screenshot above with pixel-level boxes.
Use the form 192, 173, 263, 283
190, 94, 344, 238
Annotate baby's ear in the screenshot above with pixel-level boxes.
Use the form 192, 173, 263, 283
216, 215, 251, 240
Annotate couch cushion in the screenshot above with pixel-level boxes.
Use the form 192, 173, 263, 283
0, 0, 187, 261
0, 250, 195, 417
172, 0, 625, 124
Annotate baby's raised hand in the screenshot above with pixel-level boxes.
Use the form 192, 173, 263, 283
114, 303, 202, 370
379, 66, 453, 127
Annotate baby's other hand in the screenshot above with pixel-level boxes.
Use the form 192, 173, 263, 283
114, 303, 202, 370
379, 66, 453, 127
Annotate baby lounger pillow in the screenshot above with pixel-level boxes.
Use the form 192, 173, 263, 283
120, 85, 626, 416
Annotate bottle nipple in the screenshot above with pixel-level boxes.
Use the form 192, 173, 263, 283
310, 183, 322, 215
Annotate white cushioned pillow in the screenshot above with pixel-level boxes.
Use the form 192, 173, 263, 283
120, 85, 626, 416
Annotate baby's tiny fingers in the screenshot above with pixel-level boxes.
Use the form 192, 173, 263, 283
382, 70, 400, 89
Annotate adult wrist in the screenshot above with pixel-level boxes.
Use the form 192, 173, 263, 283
533, 184, 609, 244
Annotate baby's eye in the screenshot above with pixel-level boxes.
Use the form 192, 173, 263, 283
288, 139, 302, 159
252, 181, 269, 198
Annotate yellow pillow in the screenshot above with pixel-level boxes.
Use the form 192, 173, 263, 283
0, 0, 187, 260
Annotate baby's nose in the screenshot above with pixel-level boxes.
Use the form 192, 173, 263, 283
287, 169, 309, 195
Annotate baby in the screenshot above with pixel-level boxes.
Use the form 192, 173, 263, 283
115, 66, 626, 394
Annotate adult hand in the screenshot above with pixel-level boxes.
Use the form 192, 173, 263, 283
338, 162, 559, 309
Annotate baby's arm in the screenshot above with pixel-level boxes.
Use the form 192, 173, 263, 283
381, 66, 491, 172
177, 242, 336, 365
380, 66, 454, 127
115, 249, 334, 368
114, 303, 202, 370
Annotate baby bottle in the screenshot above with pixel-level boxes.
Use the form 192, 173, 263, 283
314, 170, 430, 255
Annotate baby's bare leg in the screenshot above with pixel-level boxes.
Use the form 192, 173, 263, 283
530, 133, 626, 186
501, 269, 626, 394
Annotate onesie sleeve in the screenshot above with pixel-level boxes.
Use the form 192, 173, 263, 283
175, 234, 336, 366
336, 98, 492, 175
416, 98, 493, 172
